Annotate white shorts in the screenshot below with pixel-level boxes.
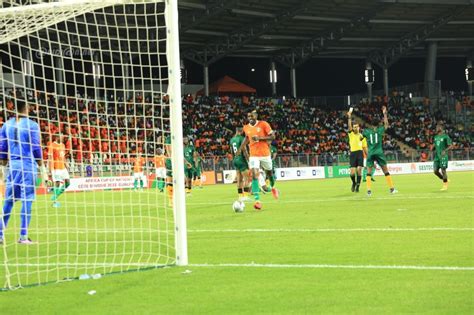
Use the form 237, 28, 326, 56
134, 172, 146, 180
52, 169, 70, 182
156, 167, 166, 178
249, 156, 273, 171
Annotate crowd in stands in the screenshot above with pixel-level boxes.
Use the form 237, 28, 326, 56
356, 92, 471, 152
0, 88, 470, 168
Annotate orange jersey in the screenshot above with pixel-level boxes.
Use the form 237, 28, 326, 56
49, 142, 67, 170
153, 155, 165, 168
133, 156, 145, 172
243, 120, 273, 157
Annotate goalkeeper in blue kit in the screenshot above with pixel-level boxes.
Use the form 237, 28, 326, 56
0, 100, 47, 244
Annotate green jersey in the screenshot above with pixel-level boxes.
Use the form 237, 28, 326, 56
362, 126, 385, 155
270, 145, 277, 159
230, 135, 245, 159
184, 145, 195, 166
434, 133, 452, 158
195, 156, 203, 171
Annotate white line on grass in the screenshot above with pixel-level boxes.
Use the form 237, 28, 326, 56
187, 194, 474, 206
188, 227, 474, 233
6, 262, 474, 271
19, 227, 474, 235
189, 263, 474, 271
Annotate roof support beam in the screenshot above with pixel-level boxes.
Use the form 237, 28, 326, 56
180, 0, 240, 33
378, 0, 473, 4
181, 0, 312, 66
368, 6, 467, 68
275, 5, 385, 67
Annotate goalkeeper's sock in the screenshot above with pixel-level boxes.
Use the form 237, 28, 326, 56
0, 200, 14, 238
385, 174, 394, 189
20, 201, 33, 238
356, 174, 361, 185
251, 179, 260, 201
350, 174, 356, 185
238, 188, 243, 199
366, 175, 372, 190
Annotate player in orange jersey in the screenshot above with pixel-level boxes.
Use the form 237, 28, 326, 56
133, 151, 146, 191
49, 134, 70, 207
153, 148, 166, 192
238, 110, 279, 210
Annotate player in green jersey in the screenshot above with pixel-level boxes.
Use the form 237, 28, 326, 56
230, 127, 250, 201
183, 136, 196, 194
266, 144, 278, 187
432, 123, 453, 191
361, 106, 397, 196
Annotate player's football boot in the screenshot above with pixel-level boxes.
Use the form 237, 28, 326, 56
271, 188, 279, 199
18, 238, 35, 244
390, 188, 398, 194
253, 201, 262, 210
355, 184, 360, 193
440, 183, 448, 191
367, 190, 372, 197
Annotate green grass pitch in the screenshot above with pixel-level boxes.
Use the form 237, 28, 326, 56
1, 172, 473, 314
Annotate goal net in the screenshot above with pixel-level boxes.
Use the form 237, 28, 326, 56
0, 0, 187, 290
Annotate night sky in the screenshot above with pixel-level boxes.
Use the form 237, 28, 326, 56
184, 57, 469, 96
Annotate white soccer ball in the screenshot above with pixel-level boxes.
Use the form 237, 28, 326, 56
232, 200, 245, 213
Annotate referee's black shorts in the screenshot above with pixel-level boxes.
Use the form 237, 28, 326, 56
350, 150, 364, 168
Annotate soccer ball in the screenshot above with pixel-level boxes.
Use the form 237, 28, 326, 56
232, 200, 245, 213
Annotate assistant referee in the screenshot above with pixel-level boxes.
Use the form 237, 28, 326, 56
347, 110, 364, 193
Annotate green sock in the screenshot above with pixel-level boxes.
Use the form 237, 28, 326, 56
52, 187, 60, 201
157, 179, 165, 190
251, 179, 260, 201
134, 180, 138, 189
140, 180, 144, 189
362, 168, 367, 181
269, 174, 275, 188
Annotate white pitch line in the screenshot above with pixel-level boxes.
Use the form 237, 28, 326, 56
188, 227, 474, 233
187, 194, 474, 206
189, 263, 474, 271
6, 262, 474, 271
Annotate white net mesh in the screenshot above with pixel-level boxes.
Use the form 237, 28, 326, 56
0, 0, 178, 289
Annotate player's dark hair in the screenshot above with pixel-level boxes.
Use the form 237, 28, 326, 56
15, 99, 27, 113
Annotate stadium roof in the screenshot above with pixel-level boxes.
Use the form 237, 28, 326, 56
178, 0, 474, 68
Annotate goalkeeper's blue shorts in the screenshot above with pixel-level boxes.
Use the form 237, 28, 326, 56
4, 161, 37, 202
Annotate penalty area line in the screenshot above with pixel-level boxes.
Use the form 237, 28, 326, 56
189, 263, 474, 271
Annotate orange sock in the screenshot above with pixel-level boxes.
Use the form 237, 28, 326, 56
385, 175, 394, 189
366, 176, 372, 190
166, 185, 173, 197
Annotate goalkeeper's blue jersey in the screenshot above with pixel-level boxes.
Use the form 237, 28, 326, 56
0, 117, 42, 168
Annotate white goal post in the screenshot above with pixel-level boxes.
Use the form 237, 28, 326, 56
0, 0, 187, 289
